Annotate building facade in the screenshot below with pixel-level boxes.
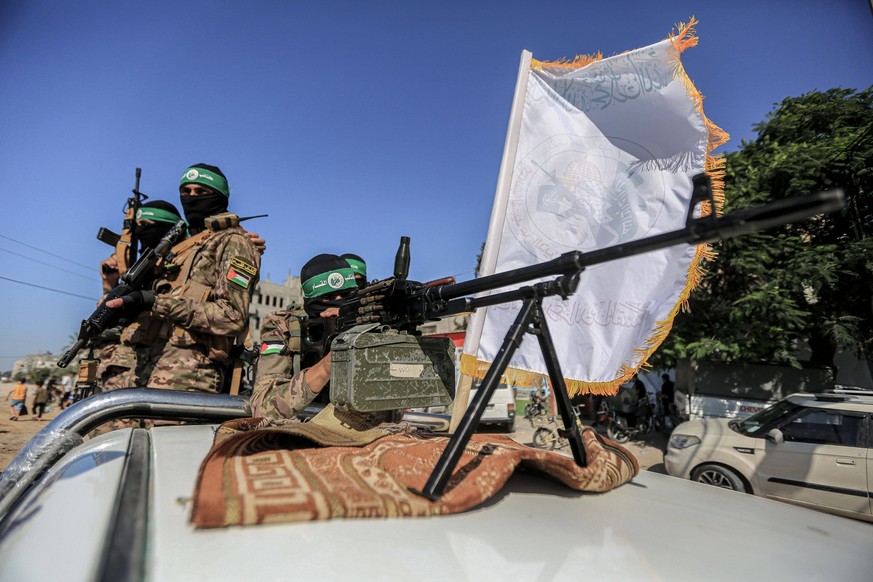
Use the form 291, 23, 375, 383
248, 274, 303, 344
12, 352, 58, 379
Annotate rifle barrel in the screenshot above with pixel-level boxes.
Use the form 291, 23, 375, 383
58, 338, 87, 368
430, 189, 844, 303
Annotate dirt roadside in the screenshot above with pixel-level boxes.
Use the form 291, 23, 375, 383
0, 381, 65, 471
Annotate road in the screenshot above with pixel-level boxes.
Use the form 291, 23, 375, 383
501, 414, 669, 473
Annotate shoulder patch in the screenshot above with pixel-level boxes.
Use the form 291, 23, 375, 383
227, 257, 258, 289
231, 257, 258, 277
260, 341, 285, 356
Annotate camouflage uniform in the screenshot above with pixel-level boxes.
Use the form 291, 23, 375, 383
102, 213, 259, 393
250, 309, 318, 419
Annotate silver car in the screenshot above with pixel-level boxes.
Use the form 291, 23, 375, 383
666, 390, 873, 522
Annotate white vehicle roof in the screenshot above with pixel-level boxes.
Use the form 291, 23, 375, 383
1, 390, 872, 581
787, 390, 873, 414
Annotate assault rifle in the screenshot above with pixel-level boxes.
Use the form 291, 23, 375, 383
303, 175, 844, 499
58, 220, 187, 369
96, 167, 148, 281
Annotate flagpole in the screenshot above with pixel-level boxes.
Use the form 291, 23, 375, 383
450, 49, 532, 432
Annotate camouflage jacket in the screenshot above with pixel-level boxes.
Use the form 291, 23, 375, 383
250, 308, 318, 419
150, 221, 260, 365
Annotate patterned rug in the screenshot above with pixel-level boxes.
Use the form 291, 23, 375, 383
191, 407, 638, 528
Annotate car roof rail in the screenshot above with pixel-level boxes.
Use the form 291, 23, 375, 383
814, 388, 873, 403
0, 388, 250, 526
832, 387, 873, 396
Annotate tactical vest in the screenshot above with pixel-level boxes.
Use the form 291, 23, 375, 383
121, 213, 252, 364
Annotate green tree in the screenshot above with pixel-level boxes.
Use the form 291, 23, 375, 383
655, 87, 873, 371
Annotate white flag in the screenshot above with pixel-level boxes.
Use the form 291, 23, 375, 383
461, 19, 728, 395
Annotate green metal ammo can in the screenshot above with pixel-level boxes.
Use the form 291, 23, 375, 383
329, 324, 456, 412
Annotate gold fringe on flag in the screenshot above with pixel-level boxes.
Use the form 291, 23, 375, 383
460, 18, 729, 396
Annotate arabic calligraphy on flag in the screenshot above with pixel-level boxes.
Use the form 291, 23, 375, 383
461, 18, 728, 395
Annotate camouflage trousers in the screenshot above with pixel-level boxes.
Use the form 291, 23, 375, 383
101, 342, 224, 393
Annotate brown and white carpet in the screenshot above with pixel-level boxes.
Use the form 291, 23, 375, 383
191, 406, 638, 528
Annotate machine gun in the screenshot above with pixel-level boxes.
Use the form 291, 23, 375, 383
300, 235, 456, 368
57, 220, 187, 369
96, 168, 148, 284
305, 175, 842, 362
304, 175, 845, 499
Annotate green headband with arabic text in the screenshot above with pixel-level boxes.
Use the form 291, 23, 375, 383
135, 207, 182, 224
345, 257, 366, 277
302, 267, 358, 298
180, 167, 230, 197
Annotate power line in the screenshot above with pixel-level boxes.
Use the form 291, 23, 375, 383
0, 275, 96, 301
0, 233, 93, 271
0, 247, 95, 281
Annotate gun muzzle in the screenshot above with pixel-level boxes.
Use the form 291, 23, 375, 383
58, 337, 87, 368
394, 236, 410, 280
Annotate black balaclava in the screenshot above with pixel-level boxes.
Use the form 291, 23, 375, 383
301, 253, 358, 318
179, 163, 230, 231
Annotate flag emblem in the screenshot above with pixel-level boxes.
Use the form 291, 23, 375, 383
227, 268, 251, 288
260, 341, 284, 355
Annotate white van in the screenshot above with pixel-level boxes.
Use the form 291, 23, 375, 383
469, 382, 516, 432
414, 383, 516, 432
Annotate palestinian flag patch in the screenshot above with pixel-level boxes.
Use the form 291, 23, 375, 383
227, 267, 252, 288
227, 257, 257, 289
260, 341, 284, 356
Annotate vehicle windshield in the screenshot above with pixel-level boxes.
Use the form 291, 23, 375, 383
734, 399, 802, 435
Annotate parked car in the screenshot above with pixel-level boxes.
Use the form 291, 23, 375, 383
470, 382, 515, 432
665, 390, 873, 522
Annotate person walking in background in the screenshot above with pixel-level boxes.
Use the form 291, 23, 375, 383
633, 374, 648, 404
6, 379, 28, 421
60, 371, 75, 408
32, 381, 49, 420
659, 373, 675, 419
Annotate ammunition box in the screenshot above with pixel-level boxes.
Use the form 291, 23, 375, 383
329, 324, 456, 412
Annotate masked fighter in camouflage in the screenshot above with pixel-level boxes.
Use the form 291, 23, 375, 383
250, 253, 363, 419
106, 163, 260, 392
97, 200, 185, 385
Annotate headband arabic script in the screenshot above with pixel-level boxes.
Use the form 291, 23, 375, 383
302, 267, 357, 298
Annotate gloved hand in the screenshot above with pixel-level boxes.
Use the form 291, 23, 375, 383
120, 290, 156, 312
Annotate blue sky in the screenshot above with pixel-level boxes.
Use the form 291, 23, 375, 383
0, 0, 871, 371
